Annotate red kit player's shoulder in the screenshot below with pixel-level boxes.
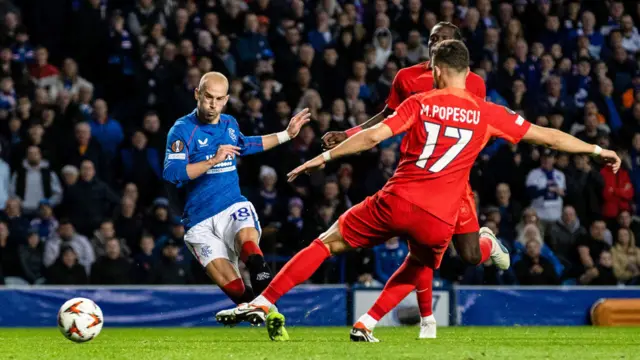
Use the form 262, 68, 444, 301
396, 63, 430, 81
465, 71, 487, 99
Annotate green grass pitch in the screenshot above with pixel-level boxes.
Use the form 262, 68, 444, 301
1, 327, 639, 360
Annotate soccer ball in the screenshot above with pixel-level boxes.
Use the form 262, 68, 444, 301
57, 297, 104, 343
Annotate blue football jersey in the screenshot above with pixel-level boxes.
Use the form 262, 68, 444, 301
163, 110, 264, 229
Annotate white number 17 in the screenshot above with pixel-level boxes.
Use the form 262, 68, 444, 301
415, 122, 473, 173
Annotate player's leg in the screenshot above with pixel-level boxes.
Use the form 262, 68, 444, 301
222, 220, 350, 326
184, 221, 254, 306
351, 252, 430, 342
452, 187, 509, 269
218, 193, 393, 338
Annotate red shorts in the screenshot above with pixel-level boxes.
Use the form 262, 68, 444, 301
338, 191, 455, 268
455, 183, 479, 234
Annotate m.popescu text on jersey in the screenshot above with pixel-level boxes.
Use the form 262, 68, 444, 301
420, 104, 481, 125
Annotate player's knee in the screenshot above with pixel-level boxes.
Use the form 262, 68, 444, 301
206, 258, 240, 285
235, 227, 260, 244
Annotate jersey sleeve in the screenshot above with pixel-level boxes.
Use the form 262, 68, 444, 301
163, 125, 191, 183
382, 96, 421, 136
385, 70, 404, 110
485, 104, 532, 144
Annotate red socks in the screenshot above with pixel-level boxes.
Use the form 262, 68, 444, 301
240, 241, 263, 263
262, 239, 331, 304
221, 278, 246, 304
416, 266, 434, 317
368, 256, 424, 320
479, 235, 492, 264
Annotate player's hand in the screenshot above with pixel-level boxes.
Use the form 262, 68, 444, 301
321, 131, 347, 150
208, 145, 240, 166
597, 149, 621, 173
287, 156, 326, 182
286, 108, 312, 138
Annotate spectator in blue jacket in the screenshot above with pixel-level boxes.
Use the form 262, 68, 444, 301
89, 99, 124, 161
11, 26, 33, 64
114, 130, 161, 205
308, 11, 333, 53
373, 237, 408, 284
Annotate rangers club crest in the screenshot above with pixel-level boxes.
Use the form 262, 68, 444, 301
200, 245, 213, 259
171, 140, 184, 152
228, 128, 237, 142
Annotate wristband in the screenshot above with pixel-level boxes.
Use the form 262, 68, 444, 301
277, 131, 291, 144
345, 126, 363, 138
593, 145, 602, 156
322, 151, 332, 162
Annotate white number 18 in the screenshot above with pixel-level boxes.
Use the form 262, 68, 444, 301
415, 122, 473, 173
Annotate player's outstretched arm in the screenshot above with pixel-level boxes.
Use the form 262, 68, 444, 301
163, 144, 240, 183
287, 123, 394, 182
260, 108, 311, 151
321, 106, 395, 149
522, 124, 621, 173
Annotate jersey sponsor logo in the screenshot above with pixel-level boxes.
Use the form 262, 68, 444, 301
168, 153, 186, 160
197, 138, 209, 147
228, 128, 237, 142
206, 166, 236, 174
171, 140, 184, 153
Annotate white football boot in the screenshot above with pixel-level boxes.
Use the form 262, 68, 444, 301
480, 226, 510, 270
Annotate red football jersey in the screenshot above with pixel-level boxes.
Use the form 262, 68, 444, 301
386, 62, 486, 110
381, 88, 531, 225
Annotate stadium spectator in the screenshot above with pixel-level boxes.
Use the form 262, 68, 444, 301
373, 237, 408, 284
580, 250, 618, 285
1, 197, 29, 245
132, 233, 155, 284
63, 122, 108, 181
43, 219, 94, 275
90, 219, 131, 259
152, 238, 192, 285
28, 46, 58, 83
45, 245, 88, 285
526, 149, 566, 226
18, 231, 44, 284
615, 210, 640, 243
114, 195, 143, 254
40, 58, 93, 102
113, 130, 161, 205
600, 151, 634, 222
576, 220, 612, 278
62, 160, 119, 236
546, 205, 587, 269
29, 200, 58, 240
60, 165, 79, 189
90, 238, 132, 285
493, 183, 521, 243
89, 99, 124, 161
611, 227, 640, 285
514, 239, 560, 286
9, 145, 62, 215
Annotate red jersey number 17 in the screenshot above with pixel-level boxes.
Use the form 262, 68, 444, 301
415, 122, 474, 173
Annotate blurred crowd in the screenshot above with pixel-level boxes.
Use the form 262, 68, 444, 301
0, 0, 639, 287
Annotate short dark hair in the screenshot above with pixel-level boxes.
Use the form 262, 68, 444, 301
434, 21, 462, 40
431, 39, 469, 72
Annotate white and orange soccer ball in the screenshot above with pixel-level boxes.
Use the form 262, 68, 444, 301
57, 297, 104, 343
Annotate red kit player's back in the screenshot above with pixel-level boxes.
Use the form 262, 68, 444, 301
381, 88, 531, 225
386, 62, 486, 110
